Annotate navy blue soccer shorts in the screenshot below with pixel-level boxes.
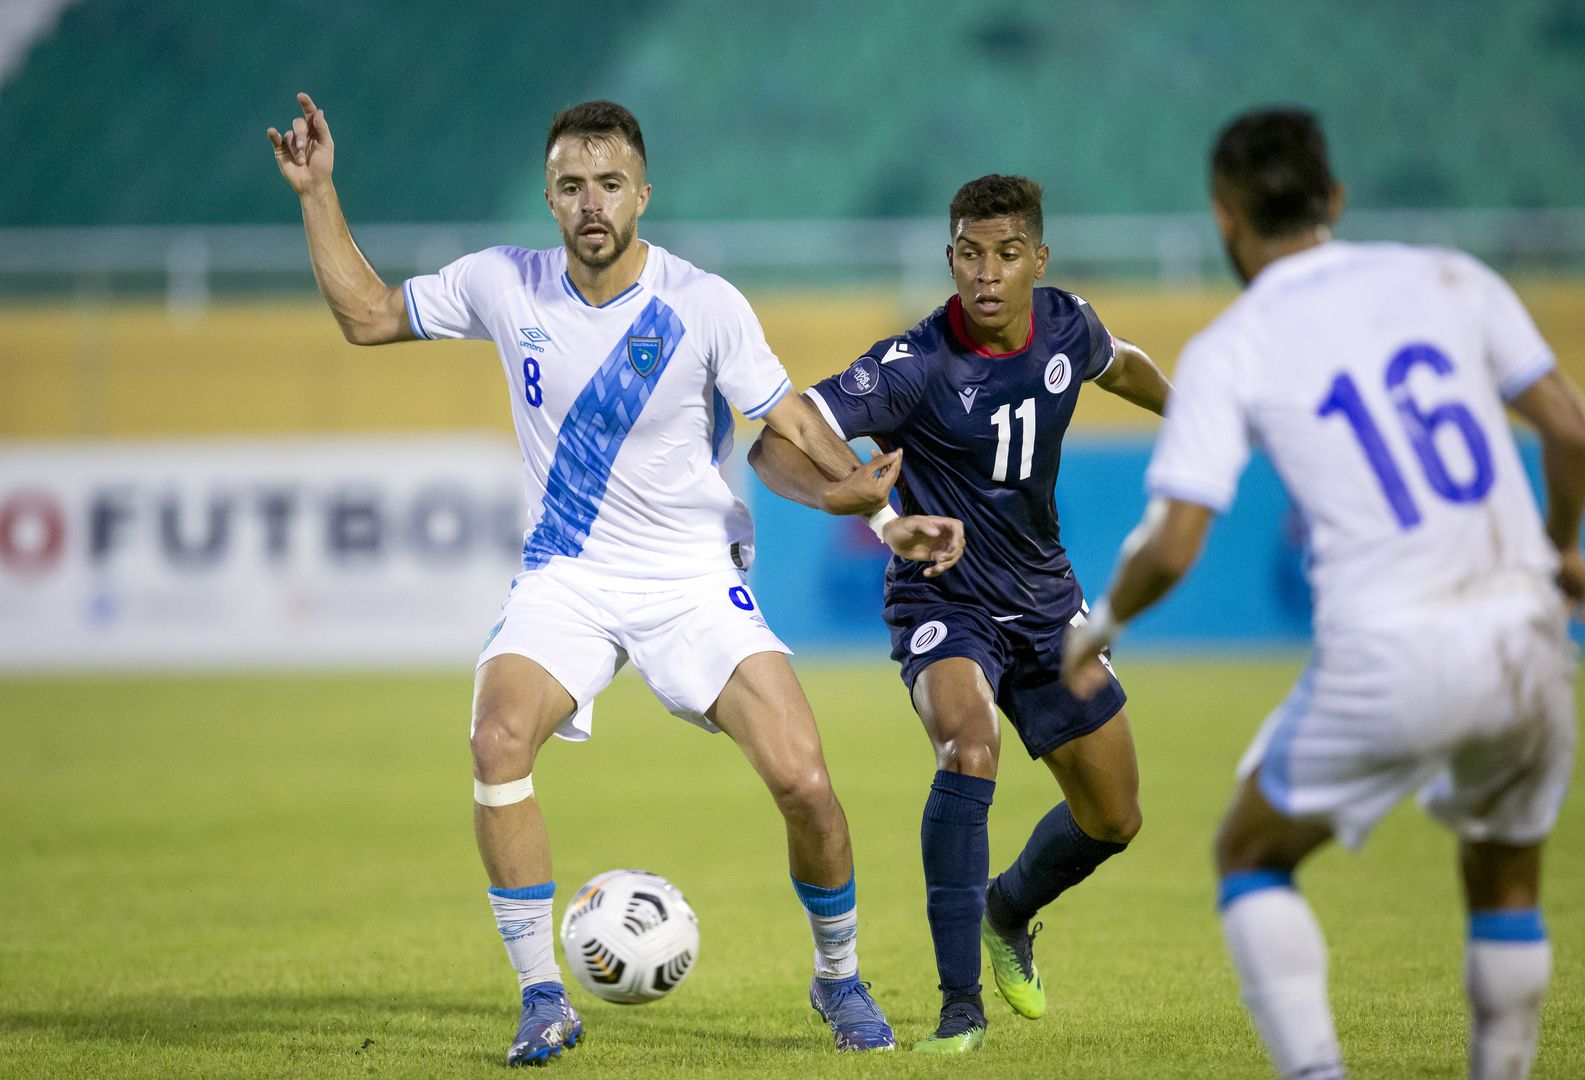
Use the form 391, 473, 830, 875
883, 598, 1128, 759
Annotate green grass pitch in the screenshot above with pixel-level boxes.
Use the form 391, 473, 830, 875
2, 659, 1582, 1078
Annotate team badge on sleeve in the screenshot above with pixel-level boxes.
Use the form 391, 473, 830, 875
627, 337, 663, 377
1044, 353, 1072, 394
840, 356, 881, 396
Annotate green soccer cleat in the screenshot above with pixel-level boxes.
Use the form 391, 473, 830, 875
910, 997, 987, 1053
981, 911, 1046, 1019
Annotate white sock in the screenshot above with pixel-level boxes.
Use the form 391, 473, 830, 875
792, 875, 860, 980
1467, 912, 1550, 1080
809, 907, 859, 980
488, 884, 560, 990
1219, 874, 1345, 1080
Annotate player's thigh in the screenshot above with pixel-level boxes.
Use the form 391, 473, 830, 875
471, 654, 581, 778
1040, 709, 1141, 840
887, 602, 1010, 778
1215, 771, 1333, 876
624, 571, 794, 732
707, 650, 832, 792
471, 569, 625, 773
912, 657, 1003, 778
1422, 585, 1578, 848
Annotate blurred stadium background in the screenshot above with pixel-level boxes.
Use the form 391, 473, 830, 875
4, 0, 1585, 667
5, 4, 1585, 1077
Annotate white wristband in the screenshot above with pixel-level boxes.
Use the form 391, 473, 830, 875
1083, 599, 1125, 648
866, 504, 899, 541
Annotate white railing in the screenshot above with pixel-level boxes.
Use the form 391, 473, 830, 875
2, 208, 1583, 312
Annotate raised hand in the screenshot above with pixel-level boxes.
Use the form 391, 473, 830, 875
820, 449, 902, 516
267, 92, 334, 195
881, 515, 964, 577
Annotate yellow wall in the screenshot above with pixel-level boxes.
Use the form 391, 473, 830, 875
5, 281, 1584, 437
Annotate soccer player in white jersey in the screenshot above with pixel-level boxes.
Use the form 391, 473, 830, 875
1063, 108, 1585, 1080
269, 93, 965, 1066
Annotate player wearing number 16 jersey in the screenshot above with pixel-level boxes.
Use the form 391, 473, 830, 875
1065, 109, 1585, 1080
752, 175, 1172, 1050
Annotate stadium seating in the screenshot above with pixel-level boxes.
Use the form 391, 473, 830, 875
1, 0, 1582, 226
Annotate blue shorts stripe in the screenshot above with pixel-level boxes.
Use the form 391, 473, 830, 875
1469, 908, 1547, 942
1217, 869, 1294, 911
1258, 665, 1316, 813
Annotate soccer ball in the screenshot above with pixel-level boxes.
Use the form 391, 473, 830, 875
560, 869, 699, 1004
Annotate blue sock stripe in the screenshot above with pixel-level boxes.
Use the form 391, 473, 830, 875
1470, 908, 1546, 943
792, 873, 856, 916
1216, 870, 1294, 911
489, 881, 556, 901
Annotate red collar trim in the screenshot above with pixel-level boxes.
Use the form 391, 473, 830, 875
947, 295, 1034, 359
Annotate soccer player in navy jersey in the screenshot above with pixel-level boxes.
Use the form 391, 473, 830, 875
749, 174, 1172, 1051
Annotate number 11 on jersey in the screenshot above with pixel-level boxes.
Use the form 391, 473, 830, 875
991, 398, 1036, 482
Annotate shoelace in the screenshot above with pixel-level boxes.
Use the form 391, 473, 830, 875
935, 1000, 985, 1038
825, 980, 890, 1037
1011, 920, 1044, 979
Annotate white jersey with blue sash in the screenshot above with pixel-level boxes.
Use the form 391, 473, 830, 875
405, 242, 791, 583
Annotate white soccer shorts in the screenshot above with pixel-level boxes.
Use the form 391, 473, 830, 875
1239, 572, 1577, 850
476, 562, 791, 741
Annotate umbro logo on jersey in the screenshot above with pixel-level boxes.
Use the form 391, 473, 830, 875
881, 341, 912, 364
958, 386, 978, 413
627, 336, 663, 377
518, 326, 552, 353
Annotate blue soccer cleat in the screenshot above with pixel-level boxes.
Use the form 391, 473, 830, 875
506, 981, 583, 1068
809, 974, 896, 1051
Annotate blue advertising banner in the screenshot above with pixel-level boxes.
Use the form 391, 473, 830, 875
746, 434, 1565, 654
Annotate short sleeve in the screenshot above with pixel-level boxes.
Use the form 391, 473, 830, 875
804, 338, 929, 440
1076, 297, 1117, 381
707, 281, 793, 420
1464, 255, 1555, 401
1143, 333, 1252, 513
403, 249, 494, 341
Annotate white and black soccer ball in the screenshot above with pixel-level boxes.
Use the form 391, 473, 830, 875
560, 869, 699, 1004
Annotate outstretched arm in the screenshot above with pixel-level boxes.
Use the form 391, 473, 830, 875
1062, 497, 1215, 697
1509, 369, 1585, 608
1095, 338, 1171, 416
268, 92, 411, 345
751, 399, 965, 577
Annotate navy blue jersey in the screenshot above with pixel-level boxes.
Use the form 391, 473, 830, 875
807, 288, 1115, 624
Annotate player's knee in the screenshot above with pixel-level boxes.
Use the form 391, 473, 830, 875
1090, 803, 1143, 845
936, 740, 999, 780
469, 710, 538, 780
1213, 821, 1265, 877
764, 764, 838, 823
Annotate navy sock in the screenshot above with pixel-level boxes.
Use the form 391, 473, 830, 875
987, 801, 1127, 929
921, 769, 995, 997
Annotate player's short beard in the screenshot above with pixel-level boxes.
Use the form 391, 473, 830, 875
565, 214, 638, 272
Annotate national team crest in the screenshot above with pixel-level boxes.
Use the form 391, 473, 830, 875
627, 336, 663, 377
